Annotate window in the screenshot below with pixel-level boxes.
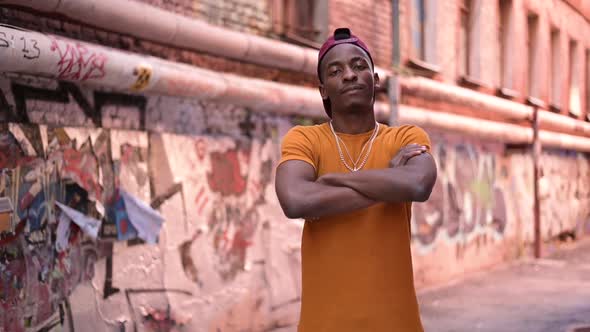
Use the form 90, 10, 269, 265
411, 0, 426, 60
549, 28, 561, 109
459, 0, 473, 77
569, 39, 581, 117
271, 0, 328, 48
526, 13, 539, 98
409, 0, 437, 66
498, 0, 513, 91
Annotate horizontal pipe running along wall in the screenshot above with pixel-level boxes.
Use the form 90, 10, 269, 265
0, 25, 325, 118
0, 0, 392, 78
2, 24, 590, 152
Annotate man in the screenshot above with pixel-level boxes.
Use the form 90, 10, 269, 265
275, 28, 437, 332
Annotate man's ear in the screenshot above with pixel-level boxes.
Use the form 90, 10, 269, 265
319, 84, 328, 100
374, 73, 380, 90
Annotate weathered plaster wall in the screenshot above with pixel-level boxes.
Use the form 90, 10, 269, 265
0, 72, 302, 332
538, 149, 590, 239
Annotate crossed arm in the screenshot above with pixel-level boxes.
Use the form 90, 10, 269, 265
275, 145, 437, 220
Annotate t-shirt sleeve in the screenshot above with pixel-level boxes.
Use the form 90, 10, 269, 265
397, 125, 432, 152
278, 126, 318, 171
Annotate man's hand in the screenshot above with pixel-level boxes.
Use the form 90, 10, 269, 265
389, 144, 427, 168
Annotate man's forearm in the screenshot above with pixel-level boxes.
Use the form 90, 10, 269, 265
281, 182, 376, 219
322, 167, 428, 203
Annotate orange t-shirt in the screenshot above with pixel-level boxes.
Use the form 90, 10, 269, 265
279, 122, 431, 332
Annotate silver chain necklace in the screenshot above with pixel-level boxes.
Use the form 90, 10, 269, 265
329, 121, 380, 172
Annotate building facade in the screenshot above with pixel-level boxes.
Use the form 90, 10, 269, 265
0, 0, 589, 331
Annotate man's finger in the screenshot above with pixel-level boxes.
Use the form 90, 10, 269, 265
403, 148, 424, 155
401, 150, 425, 163
402, 150, 421, 159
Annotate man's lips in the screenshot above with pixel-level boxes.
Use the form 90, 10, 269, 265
340, 85, 365, 94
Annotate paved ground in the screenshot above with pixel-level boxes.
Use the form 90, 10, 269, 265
418, 240, 590, 332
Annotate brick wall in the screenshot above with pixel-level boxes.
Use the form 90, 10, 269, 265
194, 0, 273, 35
138, 0, 274, 37
330, 0, 393, 69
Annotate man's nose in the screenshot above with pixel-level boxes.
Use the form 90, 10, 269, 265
342, 66, 357, 82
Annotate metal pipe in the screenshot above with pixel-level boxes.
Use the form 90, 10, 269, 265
391, 0, 401, 67
539, 130, 590, 152
0, 0, 390, 78
401, 76, 590, 138
532, 106, 542, 258
538, 111, 590, 137
398, 105, 534, 144
0, 25, 325, 118
400, 76, 533, 121
389, 0, 400, 126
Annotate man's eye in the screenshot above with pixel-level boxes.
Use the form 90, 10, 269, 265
355, 64, 367, 70
329, 69, 341, 76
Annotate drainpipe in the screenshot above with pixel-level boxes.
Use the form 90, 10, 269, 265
387, 0, 400, 126
389, 0, 401, 125
533, 107, 542, 258
529, 99, 542, 258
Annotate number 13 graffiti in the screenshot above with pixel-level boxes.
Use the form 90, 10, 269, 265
0, 32, 41, 60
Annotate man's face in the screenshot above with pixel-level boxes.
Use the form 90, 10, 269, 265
319, 43, 379, 115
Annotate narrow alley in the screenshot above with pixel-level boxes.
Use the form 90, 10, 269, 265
419, 240, 590, 332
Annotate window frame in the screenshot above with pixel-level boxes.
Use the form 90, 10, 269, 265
408, 0, 440, 76
568, 39, 581, 118
526, 12, 540, 99
549, 27, 561, 111
271, 0, 329, 49
497, 0, 517, 98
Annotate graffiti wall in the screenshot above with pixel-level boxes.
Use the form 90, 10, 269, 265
0, 73, 302, 332
410, 130, 590, 287
538, 150, 590, 240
